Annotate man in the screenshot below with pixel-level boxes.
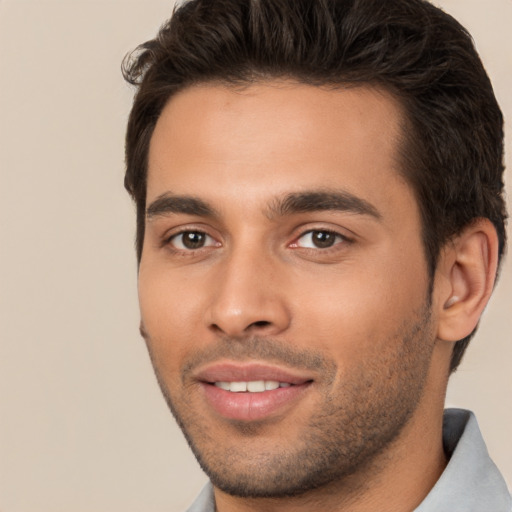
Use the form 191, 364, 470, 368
122, 0, 510, 510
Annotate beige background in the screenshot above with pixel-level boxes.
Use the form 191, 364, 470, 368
0, 0, 510, 510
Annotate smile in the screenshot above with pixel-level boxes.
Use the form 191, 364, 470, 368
193, 362, 314, 421
214, 381, 292, 392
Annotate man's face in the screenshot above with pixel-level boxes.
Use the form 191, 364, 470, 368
139, 82, 440, 497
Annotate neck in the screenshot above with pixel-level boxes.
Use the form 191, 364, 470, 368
214, 414, 446, 512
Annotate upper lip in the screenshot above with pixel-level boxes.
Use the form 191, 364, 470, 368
194, 362, 313, 385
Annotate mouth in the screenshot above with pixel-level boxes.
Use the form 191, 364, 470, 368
213, 380, 292, 392
194, 362, 313, 422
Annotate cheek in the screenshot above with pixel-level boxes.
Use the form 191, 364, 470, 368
138, 264, 206, 367
292, 248, 429, 361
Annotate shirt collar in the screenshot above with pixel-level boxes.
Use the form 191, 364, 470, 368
415, 408, 511, 512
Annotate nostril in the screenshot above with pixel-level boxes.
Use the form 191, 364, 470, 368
249, 320, 272, 329
210, 324, 223, 334
209, 319, 275, 337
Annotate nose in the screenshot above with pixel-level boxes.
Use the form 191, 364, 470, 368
205, 246, 291, 338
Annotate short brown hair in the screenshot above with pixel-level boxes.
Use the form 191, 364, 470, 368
123, 0, 507, 371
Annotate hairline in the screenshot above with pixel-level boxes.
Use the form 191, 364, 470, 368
139, 77, 438, 272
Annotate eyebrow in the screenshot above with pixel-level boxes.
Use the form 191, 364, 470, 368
145, 189, 382, 222
266, 190, 382, 220
146, 193, 218, 219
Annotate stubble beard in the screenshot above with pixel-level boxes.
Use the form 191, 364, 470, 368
146, 302, 435, 499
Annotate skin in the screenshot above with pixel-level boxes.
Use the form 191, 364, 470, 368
138, 82, 492, 512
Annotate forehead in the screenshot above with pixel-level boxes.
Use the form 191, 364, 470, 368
147, 81, 411, 213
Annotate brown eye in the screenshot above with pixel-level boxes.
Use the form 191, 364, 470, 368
170, 231, 216, 250
295, 230, 345, 249
311, 231, 336, 248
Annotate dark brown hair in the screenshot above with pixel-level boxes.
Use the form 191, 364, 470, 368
123, 0, 507, 372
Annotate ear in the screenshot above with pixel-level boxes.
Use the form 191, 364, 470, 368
435, 219, 499, 342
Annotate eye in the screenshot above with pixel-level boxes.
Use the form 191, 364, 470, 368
168, 231, 218, 250
293, 230, 346, 249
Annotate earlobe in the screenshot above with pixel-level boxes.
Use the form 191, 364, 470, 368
436, 219, 499, 342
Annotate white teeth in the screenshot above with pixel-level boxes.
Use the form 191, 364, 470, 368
247, 380, 265, 392
264, 380, 279, 390
229, 381, 247, 392
214, 380, 293, 392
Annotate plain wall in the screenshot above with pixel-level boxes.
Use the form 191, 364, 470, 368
0, 1, 510, 510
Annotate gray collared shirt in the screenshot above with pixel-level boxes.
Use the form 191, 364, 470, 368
186, 409, 512, 512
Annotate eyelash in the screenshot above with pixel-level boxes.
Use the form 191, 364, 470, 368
163, 227, 352, 255
164, 230, 219, 252
290, 229, 351, 251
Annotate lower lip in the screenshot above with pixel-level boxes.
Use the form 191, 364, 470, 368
201, 382, 311, 422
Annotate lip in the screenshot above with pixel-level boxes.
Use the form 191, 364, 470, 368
195, 362, 313, 422
195, 362, 313, 384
